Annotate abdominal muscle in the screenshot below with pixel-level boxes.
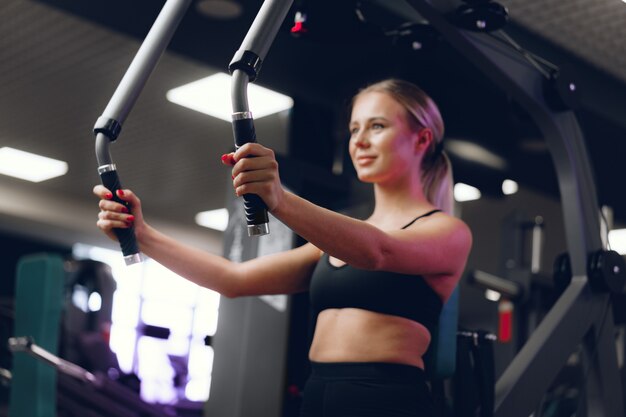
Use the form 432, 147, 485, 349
308, 308, 432, 369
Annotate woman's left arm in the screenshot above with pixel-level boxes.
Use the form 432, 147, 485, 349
229, 143, 472, 276
274, 191, 472, 276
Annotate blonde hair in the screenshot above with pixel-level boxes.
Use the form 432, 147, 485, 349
353, 79, 454, 215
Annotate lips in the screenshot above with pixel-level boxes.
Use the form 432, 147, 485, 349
356, 155, 376, 165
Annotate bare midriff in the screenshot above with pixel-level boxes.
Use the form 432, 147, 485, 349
308, 308, 431, 369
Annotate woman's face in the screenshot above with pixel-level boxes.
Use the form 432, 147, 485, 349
349, 91, 422, 184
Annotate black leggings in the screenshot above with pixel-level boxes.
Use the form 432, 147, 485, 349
299, 362, 435, 417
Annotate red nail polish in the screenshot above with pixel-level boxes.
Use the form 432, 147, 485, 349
127, 215, 135, 222
221, 154, 228, 163
121, 206, 129, 213
105, 192, 113, 199
117, 189, 125, 197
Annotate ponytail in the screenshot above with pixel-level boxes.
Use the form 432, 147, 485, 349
422, 151, 454, 215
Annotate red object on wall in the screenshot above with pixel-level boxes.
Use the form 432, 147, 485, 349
498, 300, 513, 343
290, 11, 308, 35
290, 21, 306, 34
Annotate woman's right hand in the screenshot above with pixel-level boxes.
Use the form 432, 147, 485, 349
93, 185, 145, 242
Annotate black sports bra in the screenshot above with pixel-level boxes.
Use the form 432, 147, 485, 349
309, 210, 443, 334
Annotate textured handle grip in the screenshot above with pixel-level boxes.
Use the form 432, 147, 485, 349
232, 116, 270, 236
243, 193, 269, 225
99, 170, 141, 263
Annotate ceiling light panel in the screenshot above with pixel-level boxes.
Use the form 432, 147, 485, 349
0, 147, 68, 182
166, 72, 294, 122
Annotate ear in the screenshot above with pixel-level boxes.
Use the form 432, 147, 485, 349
413, 127, 434, 154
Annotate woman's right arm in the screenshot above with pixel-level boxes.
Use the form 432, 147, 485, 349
94, 185, 320, 298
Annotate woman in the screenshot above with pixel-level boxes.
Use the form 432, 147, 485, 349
94, 79, 472, 416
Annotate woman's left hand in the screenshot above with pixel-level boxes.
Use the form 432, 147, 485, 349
221, 143, 285, 212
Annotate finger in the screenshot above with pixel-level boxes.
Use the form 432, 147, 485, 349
98, 210, 135, 224
233, 143, 273, 162
99, 199, 129, 213
97, 217, 131, 231
232, 156, 278, 177
93, 185, 113, 200
115, 188, 141, 209
232, 170, 277, 189
221, 153, 236, 166
234, 181, 272, 198
116, 188, 128, 199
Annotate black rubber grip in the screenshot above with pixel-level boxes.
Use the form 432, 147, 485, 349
243, 194, 269, 226
99, 170, 140, 257
232, 117, 269, 228
232, 117, 256, 148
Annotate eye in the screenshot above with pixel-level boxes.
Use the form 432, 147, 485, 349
349, 126, 359, 135
371, 123, 385, 130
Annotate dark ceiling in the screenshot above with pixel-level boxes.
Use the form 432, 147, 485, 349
1, 0, 625, 249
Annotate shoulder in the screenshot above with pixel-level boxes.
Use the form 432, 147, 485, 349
406, 209, 470, 236
399, 210, 472, 265
373, 210, 471, 276
438, 211, 472, 239
428, 211, 472, 252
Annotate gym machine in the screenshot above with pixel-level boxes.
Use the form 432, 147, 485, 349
92, 0, 292, 267
93, 0, 192, 265
468, 213, 551, 350
8, 336, 171, 417
6, 254, 174, 417
362, 1, 626, 416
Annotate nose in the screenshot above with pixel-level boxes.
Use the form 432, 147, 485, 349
352, 130, 370, 148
